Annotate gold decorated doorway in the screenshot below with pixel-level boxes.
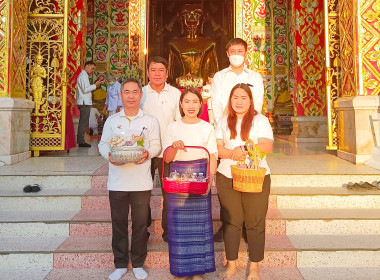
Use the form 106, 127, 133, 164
26, 0, 69, 156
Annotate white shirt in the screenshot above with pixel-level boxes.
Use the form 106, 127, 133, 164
76, 70, 97, 105
163, 119, 218, 161
211, 66, 264, 122
89, 107, 100, 126
216, 114, 273, 178
141, 82, 181, 157
98, 109, 161, 192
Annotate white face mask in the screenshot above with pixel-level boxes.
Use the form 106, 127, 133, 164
228, 55, 245, 67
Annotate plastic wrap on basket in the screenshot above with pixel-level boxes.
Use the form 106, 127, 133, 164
162, 146, 210, 194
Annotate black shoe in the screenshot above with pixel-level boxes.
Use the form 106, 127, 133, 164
213, 227, 223, 242
23, 184, 41, 193
79, 143, 91, 147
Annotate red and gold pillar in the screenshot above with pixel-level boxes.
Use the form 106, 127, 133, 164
335, 0, 380, 163
289, 0, 328, 142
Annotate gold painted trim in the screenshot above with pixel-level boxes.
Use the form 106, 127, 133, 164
0, 0, 10, 97
356, 0, 364, 96
235, 0, 243, 38
324, 0, 337, 150
270, 0, 275, 111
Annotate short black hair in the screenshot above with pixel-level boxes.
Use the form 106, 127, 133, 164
147, 56, 168, 70
226, 38, 247, 51
84, 60, 96, 67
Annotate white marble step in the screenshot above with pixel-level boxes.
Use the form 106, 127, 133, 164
0, 269, 51, 280
299, 267, 380, 280
0, 175, 92, 190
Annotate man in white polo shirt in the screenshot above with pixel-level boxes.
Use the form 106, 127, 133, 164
211, 38, 264, 123
76, 61, 103, 147
211, 38, 265, 242
99, 78, 161, 280
141, 56, 181, 242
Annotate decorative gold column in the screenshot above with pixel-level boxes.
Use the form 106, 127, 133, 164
0, 0, 34, 164
0, 0, 28, 98
336, 0, 380, 163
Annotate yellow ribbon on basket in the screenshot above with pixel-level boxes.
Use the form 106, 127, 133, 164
231, 139, 266, 193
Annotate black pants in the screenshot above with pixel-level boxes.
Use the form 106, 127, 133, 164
216, 173, 271, 262
109, 190, 151, 268
77, 105, 91, 144
150, 157, 170, 239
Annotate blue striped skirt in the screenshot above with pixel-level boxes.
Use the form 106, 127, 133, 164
167, 192, 215, 277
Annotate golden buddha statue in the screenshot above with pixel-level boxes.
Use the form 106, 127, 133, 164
30, 52, 47, 116
168, 4, 218, 84
273, 78, 293, 116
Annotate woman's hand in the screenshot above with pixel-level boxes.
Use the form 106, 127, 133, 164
172, 140, 187, 152
230, 146, 246, 161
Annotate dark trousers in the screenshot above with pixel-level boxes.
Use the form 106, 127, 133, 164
216, 172, 271, 262
77, 105, 91, 144
109, 190, 151, 268
151, 157, 170, 239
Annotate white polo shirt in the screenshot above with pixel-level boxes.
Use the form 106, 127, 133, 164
216, 114, 273, 178
76, 70, 97, 105
211, 66, 264, 122
98, 109, 161, 191
141, 82, 181, 157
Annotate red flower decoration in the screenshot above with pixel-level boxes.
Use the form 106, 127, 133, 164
98, 3, 107, 12
256, 3, 266, 19
276, 35, 286, 45
276, 0, 286, 7
96, 51, 106, 61
97, 35, 107, 45
87, 24, 94, 34
116, 1, 125, 9
110, 38, 117, 44
274, 16, 285, 26
115, 11, 126, 25
275, 54, 285, 65
97, 19, 106, 29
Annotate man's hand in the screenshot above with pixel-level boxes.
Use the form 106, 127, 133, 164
135, 149, 149, 165
108, 152, 123, 166
172, 140, 187, 152
95, 80, 103, 88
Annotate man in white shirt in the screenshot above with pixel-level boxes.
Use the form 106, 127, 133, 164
211, 38, 265, 123
141, 56, 181, 242
76, 61, 103, 147
103, 74, 122, 116
98, 78, 161, 280
211, 38, 265, 242
88, 107, 100, 135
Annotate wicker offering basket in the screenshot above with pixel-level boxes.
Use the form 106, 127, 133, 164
162, 146, 210, 195
231, 139, 266, 193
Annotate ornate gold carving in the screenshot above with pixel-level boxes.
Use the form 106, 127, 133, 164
0, 0, 9, 97
27, 0, 68, 151
30, 52, 48, 116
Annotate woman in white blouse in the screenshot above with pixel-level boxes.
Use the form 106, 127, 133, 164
216, 83, 273, 280
163, 88, 218, 280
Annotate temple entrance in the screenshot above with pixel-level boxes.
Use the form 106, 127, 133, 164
148, 0, 234, 84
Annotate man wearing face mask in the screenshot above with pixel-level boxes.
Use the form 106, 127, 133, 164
210, 38, 264, 123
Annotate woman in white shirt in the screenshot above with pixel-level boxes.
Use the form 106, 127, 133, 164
216, 83, 273, 280
163, 88, 218, 280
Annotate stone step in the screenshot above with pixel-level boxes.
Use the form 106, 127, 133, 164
0, 176, 92, 190
0, 268, 306, 280
1, 235, 379, 270
2, 209, 380, 238
298, 267, 380, 280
